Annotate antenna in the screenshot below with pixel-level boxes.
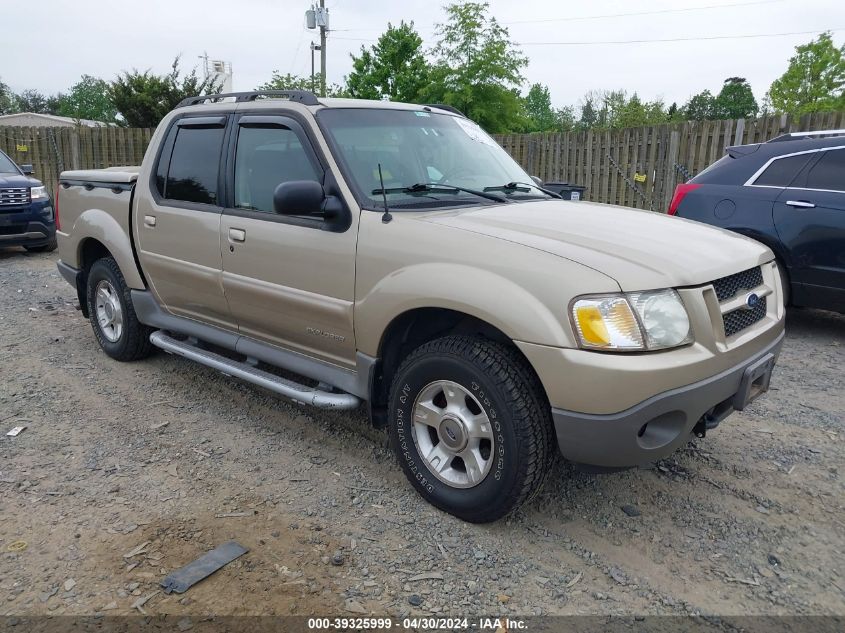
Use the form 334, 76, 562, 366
377, 163, 392, 224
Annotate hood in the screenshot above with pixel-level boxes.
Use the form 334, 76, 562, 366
0, 173, 41, 188
419, 200, 773, 290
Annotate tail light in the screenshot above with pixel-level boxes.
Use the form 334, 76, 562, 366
55, 184, 61, 231
668, 183, 701, 216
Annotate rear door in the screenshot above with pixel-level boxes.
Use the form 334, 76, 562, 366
773, 146, 845, 300
134, 115, 235, 329
219, 113, 358, 368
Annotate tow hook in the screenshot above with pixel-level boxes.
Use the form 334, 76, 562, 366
694, 399, 736, 438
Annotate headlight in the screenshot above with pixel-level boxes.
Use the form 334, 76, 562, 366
30, 186, 48, 201
572, 289, 692, 351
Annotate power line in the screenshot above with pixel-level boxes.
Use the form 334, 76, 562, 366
329, 27, 840, 47
504, 0, 785, 25
327, 0, 785, 32
515, 28, 842, 46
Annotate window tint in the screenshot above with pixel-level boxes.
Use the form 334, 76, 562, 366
154, 125, 177, 198
164, 126, 225, 205
754, 154, 814, 187
234, 126, 321, 213
0, 152, 18, 174
805, 149, 845, 191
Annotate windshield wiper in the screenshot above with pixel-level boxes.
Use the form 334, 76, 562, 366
372, 182, 506, 203
483, 181, 563, 199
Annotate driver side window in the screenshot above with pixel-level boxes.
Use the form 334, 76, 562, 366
234, 125, 321, 213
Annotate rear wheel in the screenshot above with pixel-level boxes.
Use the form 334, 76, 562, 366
86, 257, 153, 361
388, 336, 553, 523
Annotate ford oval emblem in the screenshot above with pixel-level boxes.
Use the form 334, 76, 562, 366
744, 292, 760, 310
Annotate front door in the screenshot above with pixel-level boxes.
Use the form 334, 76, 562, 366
219, 114, 358, 369
134, 115, 234, 329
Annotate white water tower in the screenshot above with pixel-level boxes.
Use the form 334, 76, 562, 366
201, 54, 233, 92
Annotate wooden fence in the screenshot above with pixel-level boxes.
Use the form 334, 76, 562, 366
0, 126, 153, 198
2, 111, 844, 211
494, 111, 845, 212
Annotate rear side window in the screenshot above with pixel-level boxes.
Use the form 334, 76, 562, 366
754, 153, 814, 187
161, 125, 225, 205
805, 148, 845, 192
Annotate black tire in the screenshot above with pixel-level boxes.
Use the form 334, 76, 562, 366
777, 260, 790, 307
86, 257, 154, 361
388, 336, 553, 523
24, 237, 57, 253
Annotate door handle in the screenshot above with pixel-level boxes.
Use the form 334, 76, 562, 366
228, 228, 246, 242
143, 215, 156, 227
786, 200, 815, 209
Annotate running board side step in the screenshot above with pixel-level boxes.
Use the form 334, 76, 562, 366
149, 331, 361, 410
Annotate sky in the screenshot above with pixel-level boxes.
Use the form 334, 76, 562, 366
2, 0, 844, 111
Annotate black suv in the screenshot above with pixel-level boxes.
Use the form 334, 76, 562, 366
669, 131, 844, 314
0, 149, 57, 253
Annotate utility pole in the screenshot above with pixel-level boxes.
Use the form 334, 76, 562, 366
306, 2, 329, 97
310, 42, 320, 94
319, 0, 327, 98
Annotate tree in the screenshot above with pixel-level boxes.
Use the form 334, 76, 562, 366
257, 72, 346, 97
14, 89, 62, 114
767, 32, 845, 114
426, 2, 528, 133
0, 78, 17, 114
574, 89, 666, 129
614, 93, 667, 128
346, 21, 430, 102
110, 56, 221, 128
555, 105, 577, 131
57, 75, 118, 123
578, 95, 599, 129
714, 77, 758, 118
523, 83, 557, 132
667, 102, 684, 121
683, 89, 717, 120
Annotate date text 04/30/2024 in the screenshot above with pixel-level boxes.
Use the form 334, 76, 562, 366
306, 617, 528, 630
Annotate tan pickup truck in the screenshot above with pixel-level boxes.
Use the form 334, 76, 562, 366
56, 91, 785, 522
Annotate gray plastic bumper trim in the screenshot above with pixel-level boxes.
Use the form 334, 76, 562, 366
551, 330, 785, 468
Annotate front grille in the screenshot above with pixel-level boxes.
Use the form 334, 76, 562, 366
723, 296, 767, 337
0, 188, 30, 208
712, 267, 764, 302
0, 225, 26, 235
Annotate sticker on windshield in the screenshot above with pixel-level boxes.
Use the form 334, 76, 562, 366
454, 117, 498, 147
414, 111, 431, 117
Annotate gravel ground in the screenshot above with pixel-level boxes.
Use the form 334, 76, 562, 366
1, 248, 843, 619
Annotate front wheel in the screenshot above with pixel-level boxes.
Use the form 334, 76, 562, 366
388, 336, 553, 523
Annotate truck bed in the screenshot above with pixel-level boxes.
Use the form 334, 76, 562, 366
57, 166, 145, 289
60, 167, 140, 184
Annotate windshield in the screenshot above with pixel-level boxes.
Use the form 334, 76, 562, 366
0, 152, 19, 174
317, 108, 540, 209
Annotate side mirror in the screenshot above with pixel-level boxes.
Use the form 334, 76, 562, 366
273, 180, 325, 216
531, 175, 543, 187
20, 164, 34, 176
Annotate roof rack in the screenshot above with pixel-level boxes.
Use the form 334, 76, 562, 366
177, 90, 321, 108
423, 103, 466, 117
767, 129, 845, 142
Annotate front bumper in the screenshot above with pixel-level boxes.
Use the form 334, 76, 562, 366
0, 201, 55, 247
0, 220, 55, 247
551, 330, 784, 468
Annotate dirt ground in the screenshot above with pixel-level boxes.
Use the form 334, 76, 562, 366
1, 247, 843, 620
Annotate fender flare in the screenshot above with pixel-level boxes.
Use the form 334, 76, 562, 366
74, 208, 146, 289
355, 263, 579, 356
